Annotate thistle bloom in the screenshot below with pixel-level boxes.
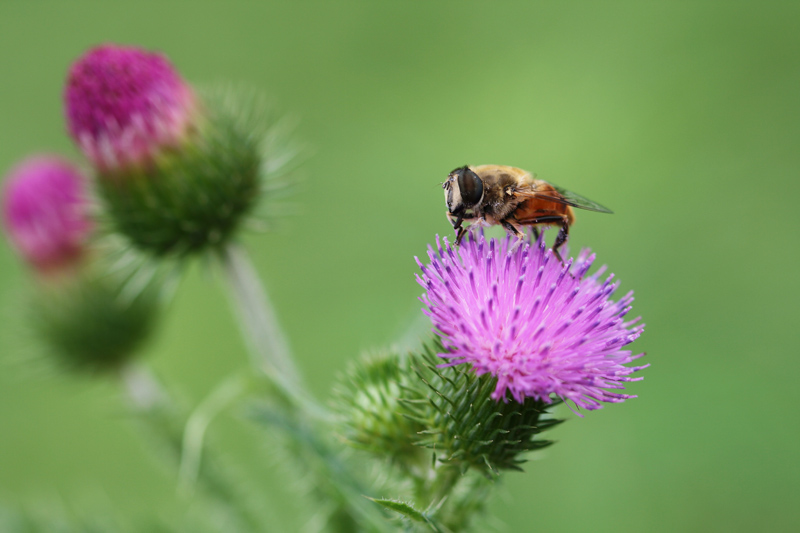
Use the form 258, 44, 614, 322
2, 156, 93, 273
62, 44, 280, 257
416, 234, 646, 411
64, 44, 195, 171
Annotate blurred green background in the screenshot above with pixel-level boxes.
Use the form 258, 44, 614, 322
1, 1, 798, 531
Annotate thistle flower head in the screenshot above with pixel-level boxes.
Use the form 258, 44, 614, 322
64, 44, 195, 171
63, 44, 291, 258
2, 156, 93, 273
416, 233, 646, 411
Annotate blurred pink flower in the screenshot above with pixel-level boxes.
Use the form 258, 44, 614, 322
2, 156, 93, 273
64, 44, 195, 171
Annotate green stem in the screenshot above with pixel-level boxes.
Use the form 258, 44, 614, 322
426, 464, 463, 512
219, 243, 300, 386
219, 243, 334, 424
120, 362, 168, 411
178, 373, 248, 494
218, 243, 389, 530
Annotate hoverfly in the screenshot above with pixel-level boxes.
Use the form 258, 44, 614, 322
443, 165, 613, 261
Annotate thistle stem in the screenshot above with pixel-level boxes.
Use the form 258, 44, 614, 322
219, 242, 302, 390
427, 464, 463, 511
120, 361, 169, 411
218, 243, 389, 529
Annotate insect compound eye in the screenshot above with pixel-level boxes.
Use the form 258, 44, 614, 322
456, 167, 483, 207
444, 184, 455, 212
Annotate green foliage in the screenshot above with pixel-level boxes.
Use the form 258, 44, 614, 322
250, 402, 391, 533
402, 339, 563, 477
97, 88, 279, 257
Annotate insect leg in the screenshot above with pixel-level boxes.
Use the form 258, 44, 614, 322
515, 215, 570, 262
501, 220, 528, 252
450, 213, 468, 245
501, 219, 524, 239
552, 221, 570, 263
455, 225, 469, 245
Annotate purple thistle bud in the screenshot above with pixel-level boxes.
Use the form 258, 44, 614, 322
64, 44, 196, 171
2, 156, 93, 273
416, 233, 647, 412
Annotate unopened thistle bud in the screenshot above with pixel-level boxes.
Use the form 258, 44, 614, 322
332, 352, 426, 464
2, 156, 93, 275
64, 44, 285, 257
30, 270, 161, 373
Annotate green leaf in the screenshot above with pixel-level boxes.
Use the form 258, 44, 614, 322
368, 498, 425, 522
366, 498, 443, 532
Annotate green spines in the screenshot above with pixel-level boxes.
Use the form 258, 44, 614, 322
331, 340, 564, 530
97, 89, 279, 258
333, 341, 563, 482
367, 498, 443, 530
402, 339, 563, 476
332, 351, 426, 464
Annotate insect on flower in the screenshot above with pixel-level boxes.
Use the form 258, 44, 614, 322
443, 165, 613, 261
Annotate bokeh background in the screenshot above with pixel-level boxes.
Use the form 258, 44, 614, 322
1, 2, 798, 531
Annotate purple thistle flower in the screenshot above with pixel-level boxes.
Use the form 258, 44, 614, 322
2, 156, 93, 273
64, 44, 196, 171
416, 233, 647, 411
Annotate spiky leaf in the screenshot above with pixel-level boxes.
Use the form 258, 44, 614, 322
367, 498, 443, 532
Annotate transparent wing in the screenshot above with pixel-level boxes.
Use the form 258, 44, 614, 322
528, 183, 614, 214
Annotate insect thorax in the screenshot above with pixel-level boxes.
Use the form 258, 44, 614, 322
480, 172, 521, 220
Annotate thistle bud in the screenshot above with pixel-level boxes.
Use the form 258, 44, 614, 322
332, 352, 426, 464
30, 269, 161, 373
2, 156, 93, 275
64, 44, 284, 257
2, 154, 161, 372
